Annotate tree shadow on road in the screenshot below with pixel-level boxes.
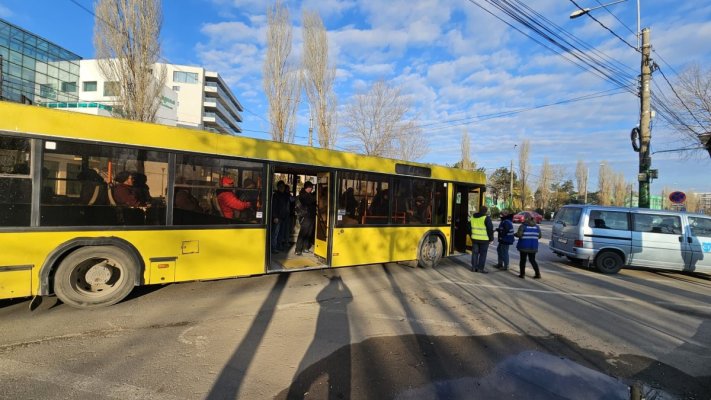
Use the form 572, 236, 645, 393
206, 273, 290, 400
280, 272, 352, 400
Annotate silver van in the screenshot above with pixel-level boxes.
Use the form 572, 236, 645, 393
550, 205, 711, 274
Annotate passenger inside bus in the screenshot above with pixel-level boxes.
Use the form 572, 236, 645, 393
112, 171, 143, 207
369, 188, 389, 216
216, 176, 251, 219
77, 168, 109, 206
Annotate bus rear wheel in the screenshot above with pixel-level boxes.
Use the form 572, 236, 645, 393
418, 234, 443, 268
54, 246, 136, 309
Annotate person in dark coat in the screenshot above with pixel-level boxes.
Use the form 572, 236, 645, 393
77, 168, 109, 205
515, 214, 542, 279
131, 172, 151, 206
270, 181, 290, 253
495, 211, 515, 270
295, 181, 317, 256
467, 205, 494, 273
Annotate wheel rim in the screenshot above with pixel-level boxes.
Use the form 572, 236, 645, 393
422, 236, 442, 265
600, 254, 619, 270
69, 257, 125, 298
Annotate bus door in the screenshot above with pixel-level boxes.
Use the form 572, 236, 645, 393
314, 172, 330, 260
452, 185, 482, 253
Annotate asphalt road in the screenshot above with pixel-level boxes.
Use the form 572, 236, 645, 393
1, 222, 710, 399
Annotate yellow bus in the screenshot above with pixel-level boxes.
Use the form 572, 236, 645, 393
0, 101, 486, 308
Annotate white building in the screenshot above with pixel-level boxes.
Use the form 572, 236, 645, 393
44, 59, 179, 125
162, 64, 243, 134
53, 60, 243, 135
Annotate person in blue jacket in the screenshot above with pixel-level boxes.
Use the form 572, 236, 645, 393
515, 214, 542, 279
495, 211, 515, 270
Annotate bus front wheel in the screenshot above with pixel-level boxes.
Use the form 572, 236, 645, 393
54, 246, 137, 309
418, 234, 443, 268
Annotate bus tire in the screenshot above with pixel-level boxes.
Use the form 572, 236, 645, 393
418, 233, 443, 268
595, 250, 623, 274
54, 246, 137, 309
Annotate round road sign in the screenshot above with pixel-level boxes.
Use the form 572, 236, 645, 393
669, 191, 686, 204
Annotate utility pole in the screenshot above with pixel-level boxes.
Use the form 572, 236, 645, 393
638, 28, 652, 208
509, 159, 514, 209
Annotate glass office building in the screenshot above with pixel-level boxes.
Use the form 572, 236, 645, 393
0, 18, 81, 105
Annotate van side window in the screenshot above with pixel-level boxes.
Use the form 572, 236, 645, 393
557, 208, 582, 226
632, 214, 681, 234
689, 217, 711, 237
588, 210, 629, 230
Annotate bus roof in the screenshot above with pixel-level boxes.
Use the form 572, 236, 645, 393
0, 101, 485, 185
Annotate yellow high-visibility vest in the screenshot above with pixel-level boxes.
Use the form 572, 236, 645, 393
470, 215, 488, 241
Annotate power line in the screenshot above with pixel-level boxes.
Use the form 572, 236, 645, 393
422, 86, 629, 132
467, 0, 639, 99
569, 0, 638, 51
594, 0, 637, 36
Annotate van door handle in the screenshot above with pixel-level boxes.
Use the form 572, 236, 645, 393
678, 236, 683, 243
687, 237, 693, 244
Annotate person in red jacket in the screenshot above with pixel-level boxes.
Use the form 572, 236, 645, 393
217, 176, 251, 219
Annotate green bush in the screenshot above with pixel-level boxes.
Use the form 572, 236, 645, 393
490, 206, 501, 219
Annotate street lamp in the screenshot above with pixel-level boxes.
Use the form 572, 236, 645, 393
569, 0, 627, 19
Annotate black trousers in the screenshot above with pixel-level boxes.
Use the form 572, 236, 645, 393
519, 252, 540, 276
296, 217, 314, 252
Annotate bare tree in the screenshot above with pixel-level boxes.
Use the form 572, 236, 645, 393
597, 162, 613, 206
460, 129, 472, 170
264, 0, 299, 142
575, 159, 588, 203
537, 157, 553, 211
612, 172, 627, 206
342, 80, 422, 158
94, 0, 166, 122
302, 9, 337, 148
686, 191, 699, 212
667, 63, 711, 154
391, 121, 427, 161
518, 140, 531, 209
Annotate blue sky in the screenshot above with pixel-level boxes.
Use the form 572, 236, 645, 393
2, 0, 710, 194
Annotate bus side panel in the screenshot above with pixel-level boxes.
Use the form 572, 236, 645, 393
0, 267, 32, 299
0, 229, 267, 297
330, 226, 448, 268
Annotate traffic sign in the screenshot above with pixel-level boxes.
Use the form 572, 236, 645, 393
669, 191, 686, 204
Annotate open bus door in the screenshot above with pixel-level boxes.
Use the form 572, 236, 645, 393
452, 185, 483, 253
314, 172, 330, 260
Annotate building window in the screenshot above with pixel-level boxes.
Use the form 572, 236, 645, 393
173, 71, 198, 84
172, 85, 180, 92
83, 81, 97, 92
61, 82, 77, 93
103, 81, 119, 96
39, 83, 57, 100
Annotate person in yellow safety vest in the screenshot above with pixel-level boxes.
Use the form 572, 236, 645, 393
468, 205, 494, 273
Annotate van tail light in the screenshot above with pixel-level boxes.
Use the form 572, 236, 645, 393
574, 240, 584, 248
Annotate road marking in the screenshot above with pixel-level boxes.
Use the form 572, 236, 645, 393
432, 280, 711, 311
0, 357, 185, 400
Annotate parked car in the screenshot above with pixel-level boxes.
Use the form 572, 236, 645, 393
550, 204, 711, 274
513, 211, 543, 224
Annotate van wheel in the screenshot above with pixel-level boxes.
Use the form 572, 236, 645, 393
54, 246, 136, 309
595, 251, 623, 274
418, 234, 443, 268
